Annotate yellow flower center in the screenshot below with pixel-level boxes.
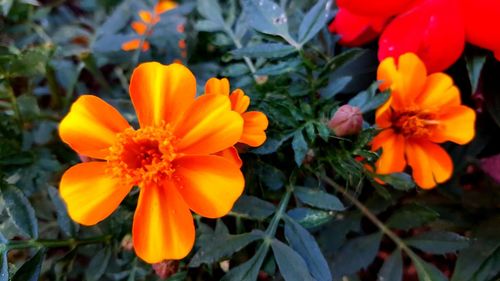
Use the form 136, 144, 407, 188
107, 124, 177, 187
392, 110, 438, 139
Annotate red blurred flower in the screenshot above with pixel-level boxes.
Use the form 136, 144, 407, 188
462, 0, 500, 60
328, 8, 388, 46
378, 0, 465, 73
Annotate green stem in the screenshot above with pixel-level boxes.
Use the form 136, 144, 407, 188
265, 187, 292, 237
5, 235, 112, 251
321, 175, 420, 259
224, 26, 259, 81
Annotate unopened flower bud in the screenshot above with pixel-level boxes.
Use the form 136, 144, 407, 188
328, 105, 363, 136
120, 234, 134, 251
152, 260, 179, 280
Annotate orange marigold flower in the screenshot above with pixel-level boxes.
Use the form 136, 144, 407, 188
58, 62, 245, 263
371, 53, 476, 189
204, 78, 269, 147
121, 0, 178, 52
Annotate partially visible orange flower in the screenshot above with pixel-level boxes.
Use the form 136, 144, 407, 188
121, 0, 178, 52
204, 78, 268, 168
371, 53, 476, 189
204, 78, 269, 147
58, 62, 245, 263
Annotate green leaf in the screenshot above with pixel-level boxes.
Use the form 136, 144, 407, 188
17, 95, 40, 121
256, 59, 302, 76
348, 82, 388, 113
331, 232, 383, 278
231, 195, 276, 220
190, 230, 265, 267
242, 0, 293, 43
1, 0, 13, 16
294, 186, 345, 211
222, 63, 249, 77
287, 208, 332, 229
271, 239, 314, 281
258, 162, 286, 190
0, 184, 38, 238
292, 131, 308, 166
451, 239, 500, 281
196, 0, 225, 28
284, 216, 332, 281
378, 249, 403, 281
252, 133, 293, 155
47, 186, 77, 237
386, 204, 439, 231
0, 251, 7, 281
231, 43, 296, 59
12, 249, 45, 281
376, 173, 415, 191
85, 247, 111, 281
405, 231, 469, 255
195, 19, 224, 32
465, 55, 486, 93
222, 242, 268, 281
320, 76, 352, 99
298, 0, 331, 44
316, 122, 331, 141
411, 255, 447, 281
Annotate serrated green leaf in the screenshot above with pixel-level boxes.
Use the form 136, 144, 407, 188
405, 231, 469, 255
190, 230, 265, 267
284, 216, 332, 281
271, 239, 314, 281
0, 184, 38, 238
411, 255, 447, 281
258, 162, 286, 190
231, 195, 276, 220
47, 186, 77, 237
197, 0, 225, 27
12, 249, 45, 281
331, 232, 383, 278
292, 131, 308, 166
221, 242, 268, 281
85, 247, 111, 281
298, 0, 331, 44
242, 0, 293, 43
376, 173, 415, 191
465, 55, 486, 94
378, 249, 403, 281
316, 122, 331, 141
294, 186, 344, 211
256, 59, 302, 76
231, 43, 296, 59
320, 76, 352, 99
451, 239, 500, 281
386, 204, 439, 231
287, 208, 332, 229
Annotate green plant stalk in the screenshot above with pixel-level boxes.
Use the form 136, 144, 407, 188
321, 175, 422, 261
223, 26, 259, 82
46, 64, 62, 109
4, 234, 112, 251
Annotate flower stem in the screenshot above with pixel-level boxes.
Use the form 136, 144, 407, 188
5, 235, 112, 251
321, 175, 420, 259
223, 26, 259, 82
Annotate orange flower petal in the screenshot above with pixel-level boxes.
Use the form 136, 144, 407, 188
417, 73, 461, 109
375, 97, 393, 129
405, 139, 453, 189
205, 77, 230, 96
240, 111, 268, 147
430, 105, 476, 145
59, 162, 132, 225
132, 182, 194, 263
132, 21, 148, 35
174, 155, 244, 218
378, 53, 427, 109
174, 94, 243, 155
215, 146, 242, 168
122, 39, 141, 51
230, 89, 250, 114
372, 129, 406, 174
139, 10, 154, 24
129, 62, 196, 128
155, 0, 178, 15
59, 95, 130, 159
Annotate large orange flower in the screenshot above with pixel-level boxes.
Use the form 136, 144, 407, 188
58, 62, 245, 263
371, 53, 476, 189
